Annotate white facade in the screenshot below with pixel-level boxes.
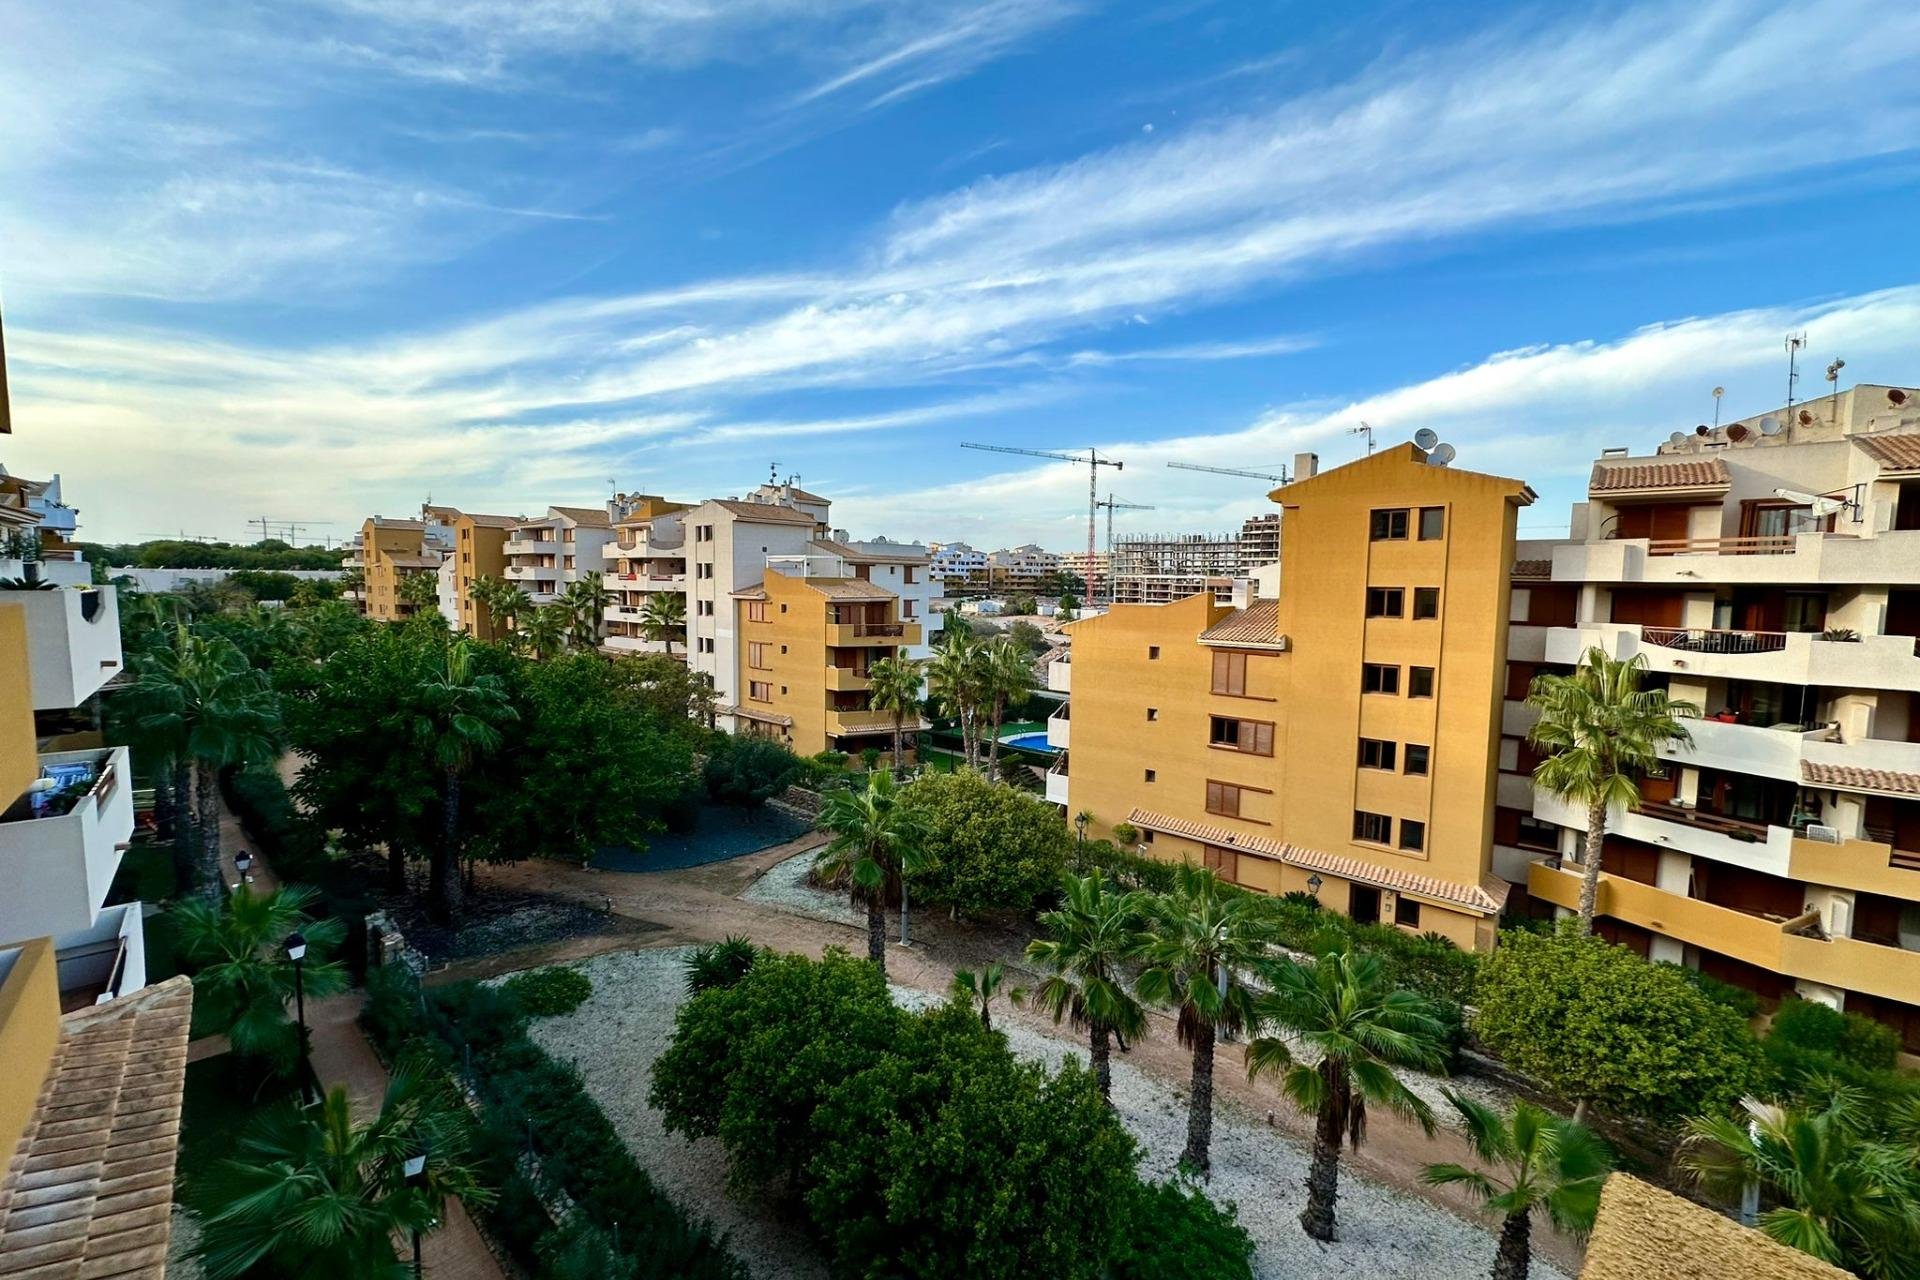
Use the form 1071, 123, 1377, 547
108, 567, 345, 594
929, 541, 988, 585
505, 505, 617, 604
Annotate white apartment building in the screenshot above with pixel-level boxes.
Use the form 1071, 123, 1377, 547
505, 504, 618, 603
1502, 383, 1920, 1053
929, 541, 989, 587
791, 534, 943, 660
987, 543, 1060, 591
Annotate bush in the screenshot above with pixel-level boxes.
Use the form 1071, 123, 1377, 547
503, 966, 592, 1017
224, 763, 330, 882
860, 746, 882, 772
1071, 839, 1176, 893
1108, 1177, 1254, 1280
811, 751, 848, 771
1473, 924, 1764, 1126
1676, 965, 1763, 1020
703, 737, 806, 807
900, 770, 1074, 915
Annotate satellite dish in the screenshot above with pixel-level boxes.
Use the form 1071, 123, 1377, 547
1427, 442, 1457, 467
1758, 416, 1784, 436
1726, 424, 1750, 443
1891, 389, 1909, 406
1667, 432, 1687, 446
1413, 427, 1440, 451
1694, 424, 1711, 436
1798, 410, 1815, 425
1713, 386, 1725, 399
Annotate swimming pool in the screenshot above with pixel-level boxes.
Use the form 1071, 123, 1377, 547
1001, 731, 1058, 754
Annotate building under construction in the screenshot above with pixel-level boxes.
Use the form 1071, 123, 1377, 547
1106, 513, 1284, 604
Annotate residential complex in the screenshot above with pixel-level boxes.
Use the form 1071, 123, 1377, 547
348, 512, 453, 620
435, 509, 520, 641
505, 504, 619, 604
1507, 384, 1920, 1050
1061, 446, 1531, 950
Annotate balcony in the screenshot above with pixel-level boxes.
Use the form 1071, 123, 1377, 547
14, 586, 122, 710
1046, 754, 1069, 806
503, 535, 558, 556
827, 622, 922, 647
0, 747, 135, 943
1666, 716, 1920, 787
1546, 623, 1920, 692
826, 666, 872, 692
1789, 833, 1920, 899
827, 709, 906, 736
1047, 703, 1071, 751
1533, 788, 1796, 875
1046, 655, 1071, 694
1779, 931, 1920, 1006
1551, 529, 1920, 588
1527, 862, 1811, 973
52, 902, 146, 1008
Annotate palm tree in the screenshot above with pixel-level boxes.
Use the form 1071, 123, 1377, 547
1422, 1094, 1613, 1280
1249, 947, 1449, 1240
559, 572, 612, 650
399, 639, 516, 919
196, 1067, 491, 1280
814, 770, 933, 978
981, 635, 1034, 774
1025, 871, 1150, 1101
865, 654, 923, 776
926, 632, 985, 768
125, 626, 281, 902
396, 569, 440, 616
1680, 1094, 1920, 1279
638, 590, 686, 656
1136, 864, 1281, 1174
174, 885, 346, 1073
950, 962, 1007, 1031
685, 936, 761, 994
515, 604, 568, 660
1527, 646, 1695, 932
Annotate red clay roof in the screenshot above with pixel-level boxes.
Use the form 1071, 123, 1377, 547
1512, 559, 1553, 579
707, 500, 819, 525
1589, 458, 1730, 494
1853, 432, 1920, 473
1198, 599, 1286, 649
1801, 761, 1920, 796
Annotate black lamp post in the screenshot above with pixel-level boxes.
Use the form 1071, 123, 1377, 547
403, 1140, 429, 1280
233, 849, 253, 888
1306, 873, 1323, 900
285, 930, 312, 1103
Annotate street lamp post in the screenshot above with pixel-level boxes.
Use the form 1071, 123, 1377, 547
285, 930, 312, 1103
403, 1141, 429, 1280
233, 850, 253, 888
1306, 874, 1323, 900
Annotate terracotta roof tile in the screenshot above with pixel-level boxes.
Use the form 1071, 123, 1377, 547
806, 577, 897, 601
1197, 599, 1287, 649
1588, 458, 1730, 494
549, 506, 612, 528
727, 705, 792, 727
808, 539, 929, 564
1511, 558, 1552, 579
707, 500, 819, 525
1581, 1174, 1849, 1279
461, 512, 522, 529
0, 977, 193, 1280
1801, 760, 1920, 796
1853, 432, 1920, 472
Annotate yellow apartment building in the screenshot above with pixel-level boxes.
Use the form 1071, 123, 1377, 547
1063, 444, 1533, 950
444, 510, 520, 641
355, 515, 449, 621
730, 561, 927, 758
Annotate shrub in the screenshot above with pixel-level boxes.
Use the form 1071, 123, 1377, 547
811, 751, 848, 771
703, 737, 806, 807
860, 746, 883, 772
1676, 965, 1763, 1020
503, 966, 592, 1017
1071, 839, 1176, 893
1110, 821, 1141, 848
900, 770, 1074, 915
684, 937, 761, 994
1108, 1177, 1255, 1280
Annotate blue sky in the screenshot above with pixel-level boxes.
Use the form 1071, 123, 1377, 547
3, 0, 1919, 548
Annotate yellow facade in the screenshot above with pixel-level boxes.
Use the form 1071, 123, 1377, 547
0, 603, 36, 807
1067, 445, 1530, 950
449, 514, 515, 641
0, 939, 60, 1169
358, 517, 437, 621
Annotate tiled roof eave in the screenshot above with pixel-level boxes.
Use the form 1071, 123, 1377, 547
1801, 760, 1920, 797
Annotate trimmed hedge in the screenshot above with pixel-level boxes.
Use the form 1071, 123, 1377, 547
503, 966, 592, 1017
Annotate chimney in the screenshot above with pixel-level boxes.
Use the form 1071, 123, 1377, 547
1230, 577, 1252, 609
1293, 452, 1319, 480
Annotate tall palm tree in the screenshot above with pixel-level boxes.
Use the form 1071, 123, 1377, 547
399, 639, 516, 919
396, 569, 440, 616
1025, 871, 1150, 1101
865, 654, 923, 775
1680, 1094, 1920, 1279
559, 572, 612, 650
1136, 864, 1280, 1174
125, 626, 281, 902
981, 635, 1034, 773
813, 770, 933, 978
1249, 947, 1449, 1240
1422, 1094, 1613, 1280
174, 885, 346, 1073
1528, 646, 1694, 931
950, 962, 1007, 1031
196, 1067, 491, 1280
515, 604, 568, 660
926, 632, 985, 768
638, 590, 686, 656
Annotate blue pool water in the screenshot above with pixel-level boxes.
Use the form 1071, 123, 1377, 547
1002, 732, 1058, 754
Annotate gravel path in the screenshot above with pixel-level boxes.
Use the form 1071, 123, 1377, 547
736, 846, 861, 927
527, 947, 1563, 1280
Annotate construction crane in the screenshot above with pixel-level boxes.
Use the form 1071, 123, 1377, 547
249, 517, 334, 547
960, 442, 1123, 604
1096, 495, 1154, 557
1166, 460, 1290, 486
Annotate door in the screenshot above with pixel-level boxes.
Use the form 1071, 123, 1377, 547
1349, 885, 1381, 926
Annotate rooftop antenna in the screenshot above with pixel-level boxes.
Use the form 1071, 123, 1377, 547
1349, 422, 1375, 454
1825, 358, 1846, 424
768, 461, 780, 485
1711, 386, 1725, 428
1784, 333, 1807, 431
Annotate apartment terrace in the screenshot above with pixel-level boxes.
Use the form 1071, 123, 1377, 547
1545, 622, 1920, 691
0, 747, 135, 942
1552, 528, 1920, 588
12, 585, 121, 709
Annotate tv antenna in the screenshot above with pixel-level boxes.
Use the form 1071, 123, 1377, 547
1825, 358, 1846, 423
960, 442, 1123, 604
767, 461, 780, 485
1784, 333, 1807, 430
1349, 422, 1375, 454
1166, 461, 1290, 485
1711, 386, 1725, 428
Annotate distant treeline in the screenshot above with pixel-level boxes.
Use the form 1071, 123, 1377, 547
75, 538, 347, 571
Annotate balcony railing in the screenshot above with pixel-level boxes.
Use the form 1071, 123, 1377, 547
853, 622, 905, 638
1642, 627, 1788, 655
1637, 799, 1771, 841
1648, 535, 1796, 557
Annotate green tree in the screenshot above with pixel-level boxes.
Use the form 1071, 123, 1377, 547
1108, 1177, 1254, 1280
396, 569, 440, 615
1681, 1093, 1920, 1279
703, 735, 804, 806
196, 1068, 491, 1280
865, 654, 923, 775
1422, 1094, 1613, 1280
639, 589, 686, 655
1527, 647, 1695, 931
950, 961, 1007, 1030
396, 638, 516, 918
607, 652, 718, 730
515, 603, 568, 660
981, 635, 1035, 774
815, 771, 933, 975
174, 884, 346, 1072
559, 572, 612, 649
900, 769, 1073, 915
1136, 865, 1280, 1174
926, 631, 986, 767
1472, 925, 1763, 1125
1025, 871, 1150, 1101
1056, 591, 1080, 620
1248, 948, 1449, 1240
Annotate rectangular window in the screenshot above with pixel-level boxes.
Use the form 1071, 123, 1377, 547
1146, 708, 1159, 722
1144, 769, 1156, 782
1516, 815, 1559, 850
1148, 645, 1161, 659
1399, 819, 1426, 852
1353, 810, 1392, 844
748, 642, 770, 670
1357, 738, 1397, 770
1362, 663, 1400, 694
1210, 716, 1274, 756
1365, 587, 1405, 618
698, 564, 713, 579
1206, 781, 1243, 818
1211, 650, 1248, 696
1370, 509, 1409, 541
1404, 744, 1431, 776
1412, 587, 1439, 619
748, 681, 772, 702
1418, 507, 1445, 540
1409, 666, 1435, 698
1395, 896, 1422, 928
903, 567, 916, 584
746, 600, 768, 622
696, 525, 713, 542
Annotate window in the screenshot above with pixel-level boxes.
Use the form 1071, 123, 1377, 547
696, 524, 713, 543
698, 600, 714, 617
697, 563, 714, 579
1516, 815, 1559, 850
1144, 769, 1156, 782
1418, 507, 1445, 540
1394, 896, 1422, 928
1210, 716, 1274, 755
1141, 830, 1154, 844
1148, 645, 1161, 659
1370, 509, 1410, 541
1399, 819, 1426, 852
1409, 666, 1435, 698
1365, 587, 1404, 618
1211, 650, 1249, 696
748, 681, 772, 702
699, 637, 714, 654
1146, 708, 1159, 722
746, 600, 768, 622
748, 642, 770, 670
1206, 781, 1244, 818
1353, 810, 1392, 844
779, 644, 788, 654
903, 567, 916, 584
1404, 744, 1431, 776
1357, 738, 1397, 770
1412, 587, 1439, 620
1362, 663, 1400, 694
